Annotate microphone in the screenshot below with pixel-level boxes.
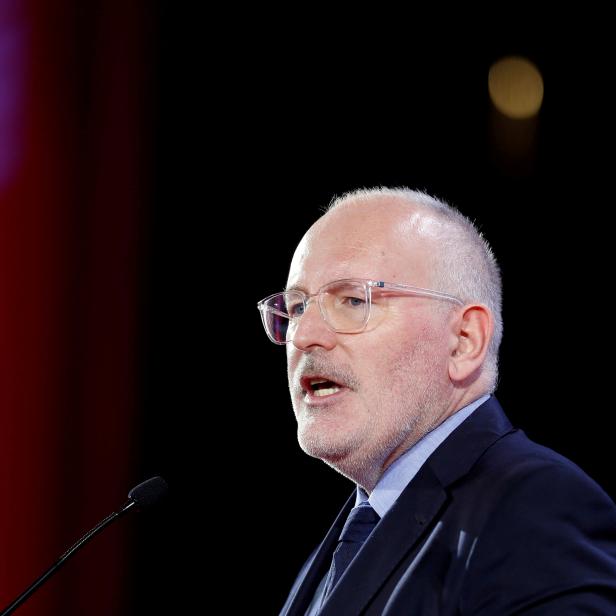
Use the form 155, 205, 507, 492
0, 476, 168, 616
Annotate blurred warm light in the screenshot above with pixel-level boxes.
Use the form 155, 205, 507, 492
488, 56, 544, 119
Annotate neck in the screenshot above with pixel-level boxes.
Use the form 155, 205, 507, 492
325, 389, 490, 492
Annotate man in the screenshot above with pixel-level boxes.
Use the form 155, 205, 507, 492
257, 188, 616, 615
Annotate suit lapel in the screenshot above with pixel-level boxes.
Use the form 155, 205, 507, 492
283, 495, 355, 615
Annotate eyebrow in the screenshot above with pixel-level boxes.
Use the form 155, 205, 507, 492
283, 283, 309, 293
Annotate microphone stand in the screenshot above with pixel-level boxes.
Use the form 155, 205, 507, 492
0, 500, 135, 616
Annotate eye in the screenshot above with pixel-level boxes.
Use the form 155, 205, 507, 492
341, 295, 365, 308
287, 301, 305, 317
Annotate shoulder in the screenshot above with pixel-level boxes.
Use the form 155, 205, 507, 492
458, 424, 616, 541
474, 426, 614, 508
443, 396, 615, 511
458, 429, 616, 613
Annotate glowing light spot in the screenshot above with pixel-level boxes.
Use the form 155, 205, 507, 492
488, 56, 544, 119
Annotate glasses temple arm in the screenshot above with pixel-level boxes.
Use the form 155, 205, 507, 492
376, 281, 464, 305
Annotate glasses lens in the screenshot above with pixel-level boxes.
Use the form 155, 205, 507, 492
262, 292, 304, 344
321, 280, 369, 332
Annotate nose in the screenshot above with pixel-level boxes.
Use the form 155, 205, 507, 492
289, 300, 337, 352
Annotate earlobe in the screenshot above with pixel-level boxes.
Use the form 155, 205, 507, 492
448, 305, 494, 384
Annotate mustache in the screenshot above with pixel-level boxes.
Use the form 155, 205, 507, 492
291, 353, 360, 393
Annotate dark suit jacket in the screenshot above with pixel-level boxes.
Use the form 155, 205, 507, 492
280, 397, 616, 615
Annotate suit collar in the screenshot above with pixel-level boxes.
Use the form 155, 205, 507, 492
427, 396, 514, 487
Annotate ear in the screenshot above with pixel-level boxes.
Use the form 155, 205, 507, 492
447, 304, 494, 384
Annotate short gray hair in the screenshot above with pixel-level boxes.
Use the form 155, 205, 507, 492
326, 187, 503, 392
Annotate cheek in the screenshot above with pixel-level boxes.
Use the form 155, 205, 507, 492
370, 325, 448, 388
352, 339, 408, 399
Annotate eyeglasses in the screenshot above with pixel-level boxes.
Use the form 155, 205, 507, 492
257, 278, 463, 345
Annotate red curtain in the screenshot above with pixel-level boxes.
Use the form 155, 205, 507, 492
0, 1, 151, 613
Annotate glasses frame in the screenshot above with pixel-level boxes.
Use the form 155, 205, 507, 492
257, 278, 464, 345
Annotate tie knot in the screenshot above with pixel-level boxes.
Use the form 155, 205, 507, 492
339, 502, 380, 543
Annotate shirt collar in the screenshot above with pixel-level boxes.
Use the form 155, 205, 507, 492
355, 394, 490, 517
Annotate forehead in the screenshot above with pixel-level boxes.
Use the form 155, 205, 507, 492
287, 199, 441, 289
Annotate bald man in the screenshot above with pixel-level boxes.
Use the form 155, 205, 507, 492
257, 188, 616, 615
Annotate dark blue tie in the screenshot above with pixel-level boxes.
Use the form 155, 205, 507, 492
323, 502, 380, 598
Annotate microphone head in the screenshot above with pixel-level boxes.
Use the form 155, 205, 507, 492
128, 476, 168, 510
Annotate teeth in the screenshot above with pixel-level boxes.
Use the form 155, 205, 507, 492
303, 377, 343, 399
313, 386, 341, 397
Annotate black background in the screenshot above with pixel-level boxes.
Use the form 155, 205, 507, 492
133, 15, 614, 613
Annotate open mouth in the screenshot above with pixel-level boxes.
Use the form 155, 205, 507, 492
310, 379, 341, 397
301, 376, 345, 399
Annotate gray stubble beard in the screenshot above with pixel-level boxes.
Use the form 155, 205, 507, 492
290, 331, 451, 492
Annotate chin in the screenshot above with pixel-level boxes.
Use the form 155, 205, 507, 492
299, 432, 381, 489
297, 424, 356, 462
